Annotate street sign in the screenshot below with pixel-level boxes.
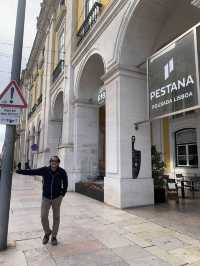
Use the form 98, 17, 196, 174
0, 108, 21, 125
98, 87, 106, 105
0, 80, 27, 108
0, 117, 20, 125
147, 25, 200, 120
31, 144, 38, 152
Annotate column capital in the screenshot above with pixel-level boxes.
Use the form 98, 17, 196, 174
101, 63, 146, 85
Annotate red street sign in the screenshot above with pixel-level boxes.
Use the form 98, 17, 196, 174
0, 80, 27, 108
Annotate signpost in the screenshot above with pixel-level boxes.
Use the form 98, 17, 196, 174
0, 80, 27, 125
0, 0, 26, 251
147, 24, 200, 120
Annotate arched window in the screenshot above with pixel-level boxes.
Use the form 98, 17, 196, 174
175, 128, 198, 167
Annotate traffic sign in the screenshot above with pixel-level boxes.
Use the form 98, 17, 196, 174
0, 117, 20, 125
0, 80, 27, 108
31, 144, 38, 151
0, 108, 21, 125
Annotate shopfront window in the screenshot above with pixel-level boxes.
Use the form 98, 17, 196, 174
175, 128, 198, 167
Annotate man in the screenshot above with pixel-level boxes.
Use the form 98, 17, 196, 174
16, 155, 68, 246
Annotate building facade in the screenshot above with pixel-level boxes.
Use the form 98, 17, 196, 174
17, 0, 200, 208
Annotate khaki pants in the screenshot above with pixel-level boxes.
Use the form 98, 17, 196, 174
41, 196, 63, 237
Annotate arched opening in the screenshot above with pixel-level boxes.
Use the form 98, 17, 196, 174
112, 0, 200, 207
76, 53, 105, 181
26, 130, 30, 166
37, 121, 41, 152
120, 0, 200, 68
52, 91, 64, 149
31, 126, 36, 168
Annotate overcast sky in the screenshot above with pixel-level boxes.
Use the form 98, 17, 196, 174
0, 0, 41, 152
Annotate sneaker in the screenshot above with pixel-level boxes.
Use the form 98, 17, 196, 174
51, 236, 58, 246
42, 230, 51, 245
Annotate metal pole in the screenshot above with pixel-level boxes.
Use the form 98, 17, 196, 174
0, 0, 26, 250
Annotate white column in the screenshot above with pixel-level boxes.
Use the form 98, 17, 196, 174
73, 101, 99, 181
103, 66, 154, 208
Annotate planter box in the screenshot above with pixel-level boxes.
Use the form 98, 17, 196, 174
75, 181, 104, 202
154, 188, 166, 203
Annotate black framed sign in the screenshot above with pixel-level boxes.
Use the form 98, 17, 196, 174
147, 25, 200, 120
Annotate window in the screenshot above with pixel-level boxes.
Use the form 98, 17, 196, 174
85, 0, 99, 17
60, 0, 65, 5
58, 30, 65, 61
175, 129, 198, 167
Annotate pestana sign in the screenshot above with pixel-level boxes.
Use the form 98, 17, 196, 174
147, 24, 200, 120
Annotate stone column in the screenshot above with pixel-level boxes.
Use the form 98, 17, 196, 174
103, 65, 154, 208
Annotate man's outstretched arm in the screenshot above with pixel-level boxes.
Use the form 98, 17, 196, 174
16, 167, 46, 176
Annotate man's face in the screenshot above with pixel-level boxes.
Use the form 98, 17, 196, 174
50, 157, 60, 171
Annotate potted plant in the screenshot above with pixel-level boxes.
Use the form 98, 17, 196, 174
151, 145, 166, 203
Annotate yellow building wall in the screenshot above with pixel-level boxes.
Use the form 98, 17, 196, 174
101, 0, 111, 7
77, 0, 111, 30
163, 118, 171, 172
77, 0, 84, 31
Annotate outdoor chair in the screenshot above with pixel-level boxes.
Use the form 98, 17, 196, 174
175, 173, 183, 188
166, 177, 179, 203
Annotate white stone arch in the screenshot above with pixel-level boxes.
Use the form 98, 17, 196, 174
114, 0, 200, 67
74, 48, 106, 99
51, 89, 64, 120
113, 0, 140, 64
36, 116, 41, 132
49, 90, 64, 150
73, 49, 106, 181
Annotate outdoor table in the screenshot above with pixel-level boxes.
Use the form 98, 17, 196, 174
180, 176, 200, 198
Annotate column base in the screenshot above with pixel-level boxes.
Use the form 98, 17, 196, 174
104, 176, 154, 208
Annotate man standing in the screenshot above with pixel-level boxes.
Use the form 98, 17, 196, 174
16, 155, 68, 246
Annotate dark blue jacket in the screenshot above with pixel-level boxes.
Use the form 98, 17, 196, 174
16, 166, 68, 200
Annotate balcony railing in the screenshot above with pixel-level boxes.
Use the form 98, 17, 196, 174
77, 2, 103, 45
32, 104, 37, 113
37, 94, 42, 106
52, 60, 64, 83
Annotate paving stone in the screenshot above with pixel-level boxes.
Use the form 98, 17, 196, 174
16, 238, 43, 251
128, 256, 170, 266
91, 230, 133, 248
24, 247, 56, 266
0, 249, 27, 266
112, 244, 153, 261
189, 260, 200, 266
55, 248, 127, 266
146, 235, 187, 251
170, 246, 200, 264
146, 246, 188, 266
124, 232, 153, 248
47, 240, 105, 257
174, 232, 200, 247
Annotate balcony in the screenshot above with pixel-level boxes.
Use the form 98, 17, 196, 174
77, 2, 103, 45
28, 111, 32, 120
37, 94, 42, 106
32, 104, 37, 113
52, 60, 64, 83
